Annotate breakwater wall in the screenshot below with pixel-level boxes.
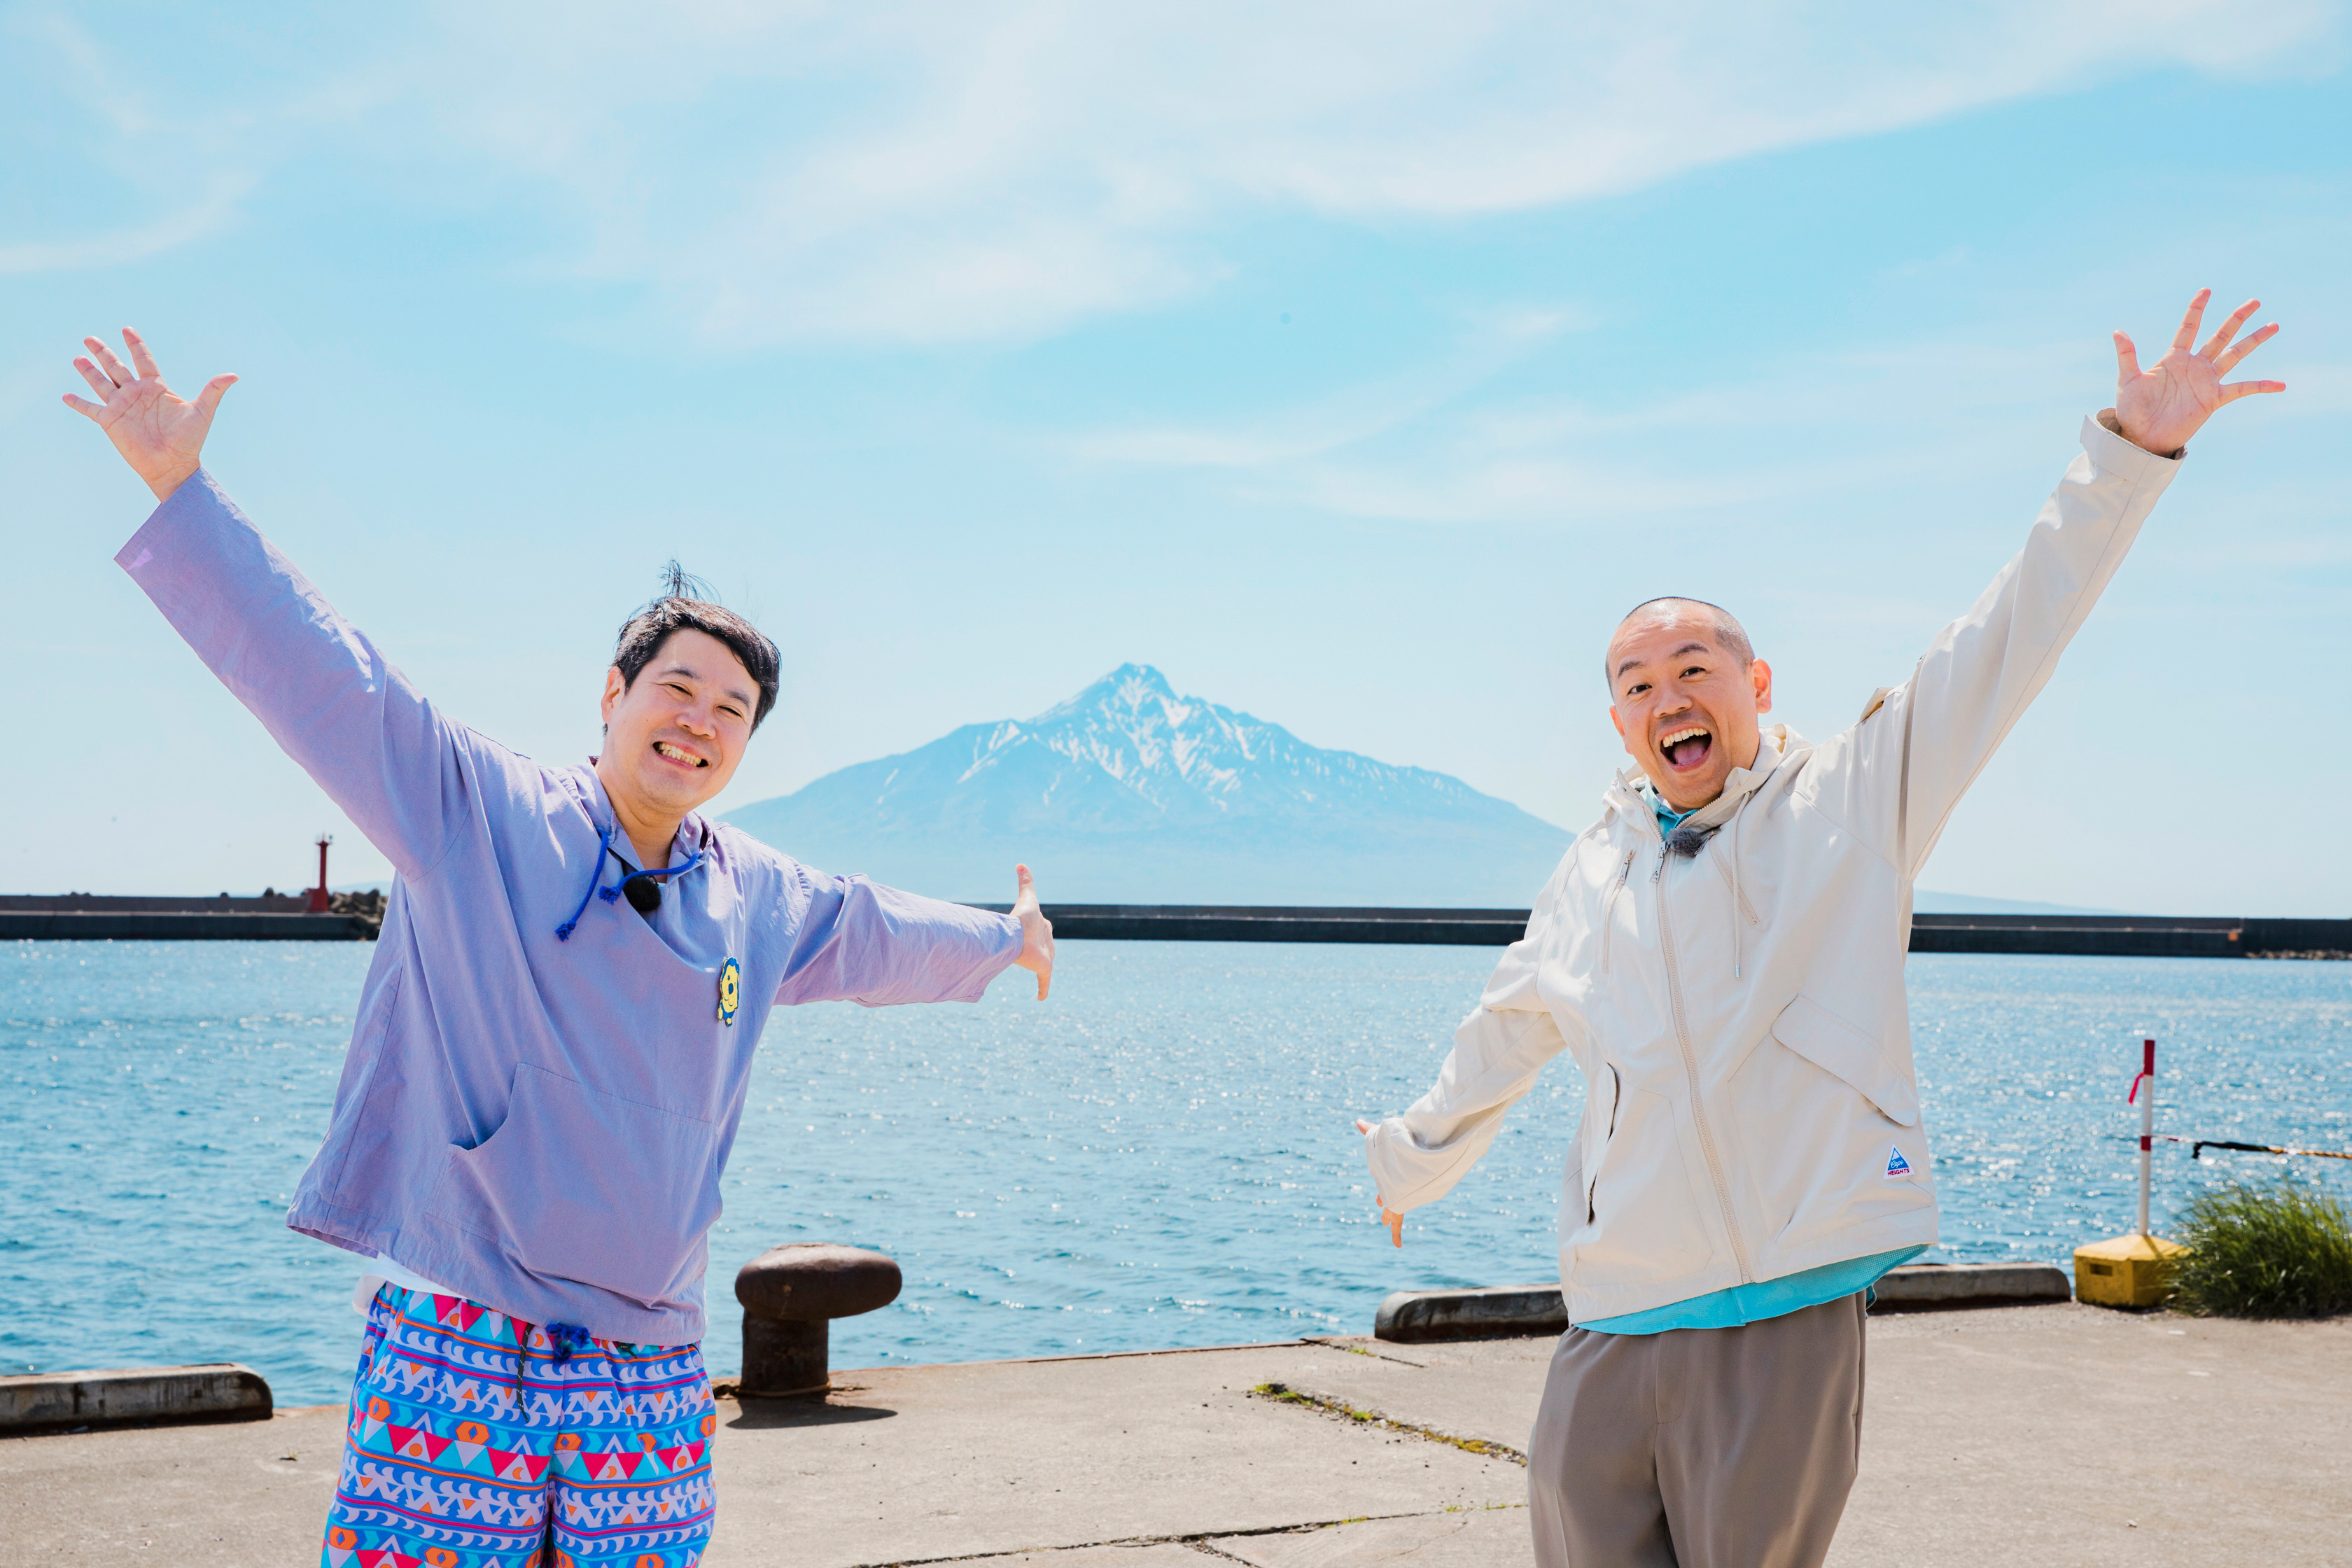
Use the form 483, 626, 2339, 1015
8, 895, 2343, 955
964, 904, 2351, 958
0, 892, 385, 941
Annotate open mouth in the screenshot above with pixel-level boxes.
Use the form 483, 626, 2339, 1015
1658, 724, 1713, 773
653, 740, 710, 769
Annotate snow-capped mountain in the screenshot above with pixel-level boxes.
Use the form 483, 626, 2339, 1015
724, 664, 1574, 905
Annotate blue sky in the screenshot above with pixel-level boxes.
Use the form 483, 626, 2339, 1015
6, 3, 2348, 912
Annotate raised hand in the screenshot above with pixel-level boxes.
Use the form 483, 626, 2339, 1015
1009, 863, 1054, 1000
1353, 1119, 1406, 1247
62, 328, 237, 502
2113, 290, 2284, 456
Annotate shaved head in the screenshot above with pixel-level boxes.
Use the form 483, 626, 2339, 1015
1603, 596, 1774, 811
1606, 598, 1753, 686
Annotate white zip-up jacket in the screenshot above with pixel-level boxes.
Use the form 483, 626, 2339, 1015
1363, 414, 2182, 1324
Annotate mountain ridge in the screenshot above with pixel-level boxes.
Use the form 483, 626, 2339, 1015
725, 664, 1576, 905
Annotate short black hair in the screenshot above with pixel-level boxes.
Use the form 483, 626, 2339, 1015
612, 562, 781, 731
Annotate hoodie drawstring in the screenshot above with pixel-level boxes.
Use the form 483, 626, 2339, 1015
507, 1319, 594, 1404
556, 820, 708, 940
555, 823, 616, 941
598, 850, 707, 910
1730, 804, 1744, 981
1657, 790, 1757, 981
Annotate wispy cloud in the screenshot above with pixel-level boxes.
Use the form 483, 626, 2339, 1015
1065, 328, 2116, 526
1068, 304, 1586, 468
0, 182, 248, 276
9, 2, 2340, 342
358, 0, 2340, 344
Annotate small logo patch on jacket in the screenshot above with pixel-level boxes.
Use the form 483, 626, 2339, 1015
1884, 1145, 1913, 1180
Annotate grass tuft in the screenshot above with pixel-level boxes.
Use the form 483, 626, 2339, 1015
2169, 1177, 2352, 1319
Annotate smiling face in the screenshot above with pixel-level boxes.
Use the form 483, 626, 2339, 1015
1605, 600, 1772, 813
597, 628, 758, 829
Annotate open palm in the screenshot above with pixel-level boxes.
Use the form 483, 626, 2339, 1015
2113, 290, 2283, 456
62, 328, 237, 502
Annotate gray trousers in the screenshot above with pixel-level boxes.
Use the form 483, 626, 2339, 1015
1528, 1292, 1865, 1568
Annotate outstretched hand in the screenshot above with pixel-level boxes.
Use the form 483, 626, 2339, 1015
2113, 290, 2284, 456
1010, 864, 1054, 1000
62, 329, 237, 503
1353, 1119, 1406, 1247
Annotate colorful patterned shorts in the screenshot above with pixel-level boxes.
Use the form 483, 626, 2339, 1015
323, 1284, 716, 1567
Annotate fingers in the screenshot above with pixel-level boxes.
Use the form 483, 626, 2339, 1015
2218, 379, 2286, 403
1036, 961, 1050, 1002
85, 335, 136, 387
194, 372, 239, 418
2112, 330, 2140, 383
123, 327, 162, 380
61, 392, 106, 420
1013, 862, 1036, 909
2169, 288, 2212, 353
2215, 322, 2278, 375
72, 356, 118, 398
1354, 1119, 1373, 1134
2197, 298, 2260, 360
1387, 1209, 1404, 1248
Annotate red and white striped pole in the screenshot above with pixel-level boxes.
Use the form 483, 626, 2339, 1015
2127, 1037, 2156, 1237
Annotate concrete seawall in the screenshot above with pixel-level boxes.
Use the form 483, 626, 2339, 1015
0, 892, 385, 941
0, 1365, 271, 1434
0, 911, 377, 940
965, 904, 2351, 958
10, 895, 2344, 953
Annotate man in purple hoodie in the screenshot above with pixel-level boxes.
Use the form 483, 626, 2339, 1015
66, 328, 1055, 1567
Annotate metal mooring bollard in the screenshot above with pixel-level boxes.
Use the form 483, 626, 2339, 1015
734, 1243, 902, 1397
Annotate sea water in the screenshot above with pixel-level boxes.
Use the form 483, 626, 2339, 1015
4, 940, 2346, 1406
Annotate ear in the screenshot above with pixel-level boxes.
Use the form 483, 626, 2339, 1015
1610, 704, 1641, 759
601, 666, 626, 725
1749, 658, 1774, 715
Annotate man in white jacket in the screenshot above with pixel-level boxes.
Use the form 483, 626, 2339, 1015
1357, 290, 2283, 1568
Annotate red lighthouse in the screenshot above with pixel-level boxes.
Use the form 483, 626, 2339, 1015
309, 834, 332, 913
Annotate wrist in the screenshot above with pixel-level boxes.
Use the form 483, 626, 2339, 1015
146, 461, 200, 503
2099, 408, 2185, 461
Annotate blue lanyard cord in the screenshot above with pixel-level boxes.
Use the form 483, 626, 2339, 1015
555, 822, 617, 941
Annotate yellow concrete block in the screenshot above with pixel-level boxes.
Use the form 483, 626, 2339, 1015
2073, 1233, 2188, 1308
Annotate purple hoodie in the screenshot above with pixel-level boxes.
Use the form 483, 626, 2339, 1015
118, 472, 1023, 1345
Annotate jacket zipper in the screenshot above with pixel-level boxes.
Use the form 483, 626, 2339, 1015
1601, 850, 1635, 971
1653, 846, 1756, 1283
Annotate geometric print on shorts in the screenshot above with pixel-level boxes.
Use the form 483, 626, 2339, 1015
322, 1283, 716, 1568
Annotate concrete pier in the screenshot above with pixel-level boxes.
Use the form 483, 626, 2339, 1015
6, 1303, 2344, 1566
958, 904, 2352, 958
0, 892, 385, 940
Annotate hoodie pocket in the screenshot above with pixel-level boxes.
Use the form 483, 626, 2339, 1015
426, 1063, 722, 1308
1581, 1064, 1623, 1222
1567, 1084, 1716, 1278
1768, 994, 1919, 1126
